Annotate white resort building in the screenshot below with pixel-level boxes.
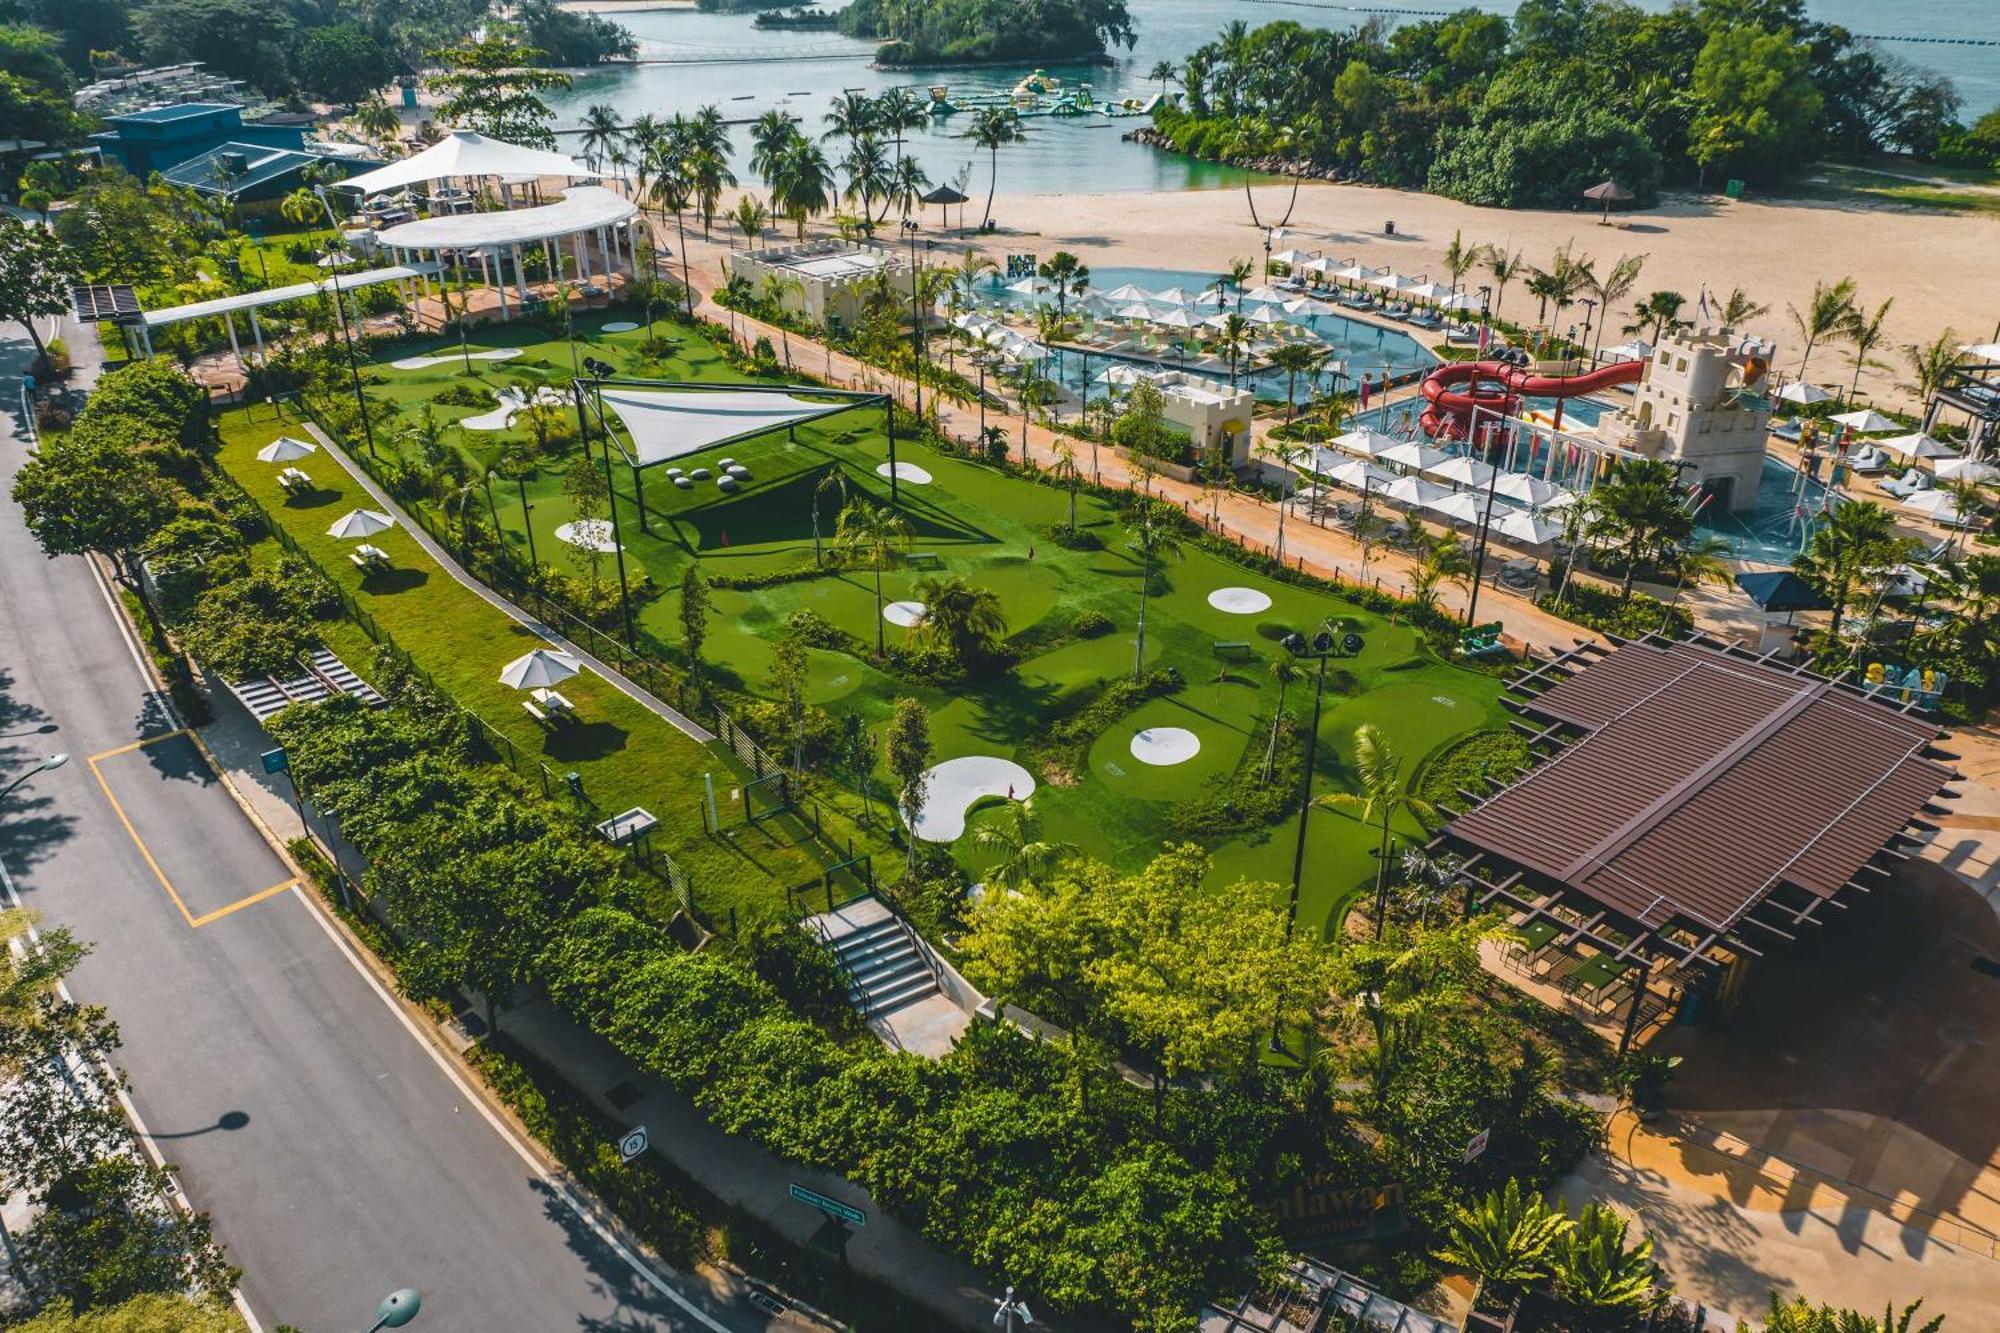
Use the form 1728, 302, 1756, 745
727, 241, 915, 332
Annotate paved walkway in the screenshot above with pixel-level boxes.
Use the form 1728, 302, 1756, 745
297, 418, 715, 743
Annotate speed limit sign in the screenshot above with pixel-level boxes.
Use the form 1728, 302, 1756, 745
618, 1125, 649, 1162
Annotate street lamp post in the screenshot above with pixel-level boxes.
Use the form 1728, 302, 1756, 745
365, 1288, 421, 1332
902, 219, 924, 427
0, 753, 67, 805
993, 1285, 1034, 1333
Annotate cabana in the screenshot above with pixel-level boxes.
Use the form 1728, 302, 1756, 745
374, 185, 639, 320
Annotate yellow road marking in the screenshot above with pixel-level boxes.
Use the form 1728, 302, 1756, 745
87, 734, 293, 930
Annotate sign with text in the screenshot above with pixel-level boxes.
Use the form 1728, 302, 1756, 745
1258, 1177, 1407, 1248
618, 1126, 649, 1162
1464, 1127, 1491, 1163
789, 1183, 865, 1228
260, 747, 289, 775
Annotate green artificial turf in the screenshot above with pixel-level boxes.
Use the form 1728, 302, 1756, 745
246, 312, 1509, 940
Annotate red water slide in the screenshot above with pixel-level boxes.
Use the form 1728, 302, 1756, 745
1418, 358, 1646, 440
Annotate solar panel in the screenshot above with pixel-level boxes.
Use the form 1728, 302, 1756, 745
70, 284, 143, 323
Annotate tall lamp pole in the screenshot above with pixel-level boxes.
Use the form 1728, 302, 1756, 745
0, 753, 67, 805
993, 1285, 1034, 1333
902, 219, 923, 426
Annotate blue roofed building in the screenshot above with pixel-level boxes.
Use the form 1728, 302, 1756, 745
91, 102, 314, 176
158, 142, 376, 206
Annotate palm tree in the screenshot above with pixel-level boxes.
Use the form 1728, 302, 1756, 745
1627, 290, 1686, 343
1588, 457, 1695, 600
1542, 240, 1595, 340
1841, 296, 1895, 403
1406, 522, 1471, 614
822, 90, 876, 156
758, 272, 801, 364
890, 154, 930, 220
811, 467, 847, 566
1661, 535, 1730, 629
579, 103, 624, 175
1485, 246, 1523, 322
646, 147, 696, 316
1125, 502, 1183, 680
962, 107, 1025, 229
1787, 276, 1858, 379
1586, 252, 1646, 360
1257, 437, 1307, 561
748, 111, 799, 189
1903, 327, 1960, 420
623, 113, 664, 208
1794, 499, 1905, 635
1051, 439, 1081, 536
972, 800, 1079, 892
686, 145, 735, 240
1317, 724, 1438, 937
1433, 1179, 1571, 1311
1720, 286, 1769, 327
279, 187, 321, 230
1217, 311, 1252, 387
1222, 256, 1254, 295
1548, 1204, 1665, 1323
1266, 342, 1327, 422
832, 500, 912, 655
874, 86, 929, 176
354, 98, 402, 150
771, 137, 834, 238
914, 573, 1009, 667
839, 135, 890, 223
1442, 229, 1480, 297
731, 195, 768, 251
1262, 656, 1301, 781
1147, 60, 1179, 96
1037, 251, 1089, 323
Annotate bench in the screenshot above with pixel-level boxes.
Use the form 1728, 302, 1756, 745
1212, 641, 1255, 661
522, 699, 550, 726
906, 551, 943, 568
349, 551, 379, 572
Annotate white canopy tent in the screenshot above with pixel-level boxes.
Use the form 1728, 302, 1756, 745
599, 387, 866, 467
340, 130, 602, 196
374, 185, 640, 318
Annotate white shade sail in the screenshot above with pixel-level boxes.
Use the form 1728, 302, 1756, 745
600, 388, 862, 467
499, 648, 582, 690
1495, 510, 1566, 545
1332, 426, 1402, 458
327, 508, 395, 539
1384, 476, 1448, 507
340, 130, 600, 196
1422, 492, 1486, 524
1424, 455, 1495, 487
1877, 432, 1960, 460
256, 435, 319, 462
1378, 441, 1450, 472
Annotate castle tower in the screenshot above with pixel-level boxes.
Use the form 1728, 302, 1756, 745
1598, 329, 1773, 513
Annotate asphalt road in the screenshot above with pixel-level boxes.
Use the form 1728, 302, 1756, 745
0, 322, 758, 1332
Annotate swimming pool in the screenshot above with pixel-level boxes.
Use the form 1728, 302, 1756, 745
977, 266, 1437, 406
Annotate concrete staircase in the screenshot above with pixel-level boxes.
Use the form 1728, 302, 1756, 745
810, 897, 939, 1018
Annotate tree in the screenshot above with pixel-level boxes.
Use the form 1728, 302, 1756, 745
1586, 252, 1646, 360
1125, 501, 1183, 681
1840, 296, 1894, 403
913, 573, 1008, 669
1317, 725, 1438, 937
1793, 499, 1905, 634
1406, 522, 1471, 613
832, 500, 912, 655
679, 566, 708, 690
1262, 656, 1301, 781
1661, 534, 1731, 626
14, 1157, 240, 1317
560, 452, 609, 585
1264, 341, 1327, 424
838, 710, 875, 824
972, 800, 1078, 892
768, 631, 810, 774
10, 1292, 245, 1331
1688, 25, 1822, 183
1721, 286, 1769, 327
0, 213, 74, 368
961, 107, 1025, 229
882, 697, 931, 870
1549, 1203, 1666, 1322
1051, 439, 1081, 536
821, 89, 875, 156
731, 195, 769, 251
1216, 310, 1252, 388
1627, 289, 1686, 343
1037, 250, 1089, 324
292, 23, 393, 105
1433, 1179, 1571, 1306
1786, 276, 1857, 380
1761, 1295, 1945, 1333
1485, 246, 1524, 320
1903, 327, 1959, 417
771, 136, 834, 239
579, 102, 625, 174
426, 27, 571, 148
1442, 228, 1481, 294
1587, 457, 1695, 600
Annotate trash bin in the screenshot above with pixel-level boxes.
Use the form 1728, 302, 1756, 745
1725, 178, 1745, 199
1384, 220, 1396, 235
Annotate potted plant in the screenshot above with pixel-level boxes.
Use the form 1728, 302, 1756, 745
1611, 1051, 1682, 1121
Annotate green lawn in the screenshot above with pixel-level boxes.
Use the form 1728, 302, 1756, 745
239, 311, 1510, 941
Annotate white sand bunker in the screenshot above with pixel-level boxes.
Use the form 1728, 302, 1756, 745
554, 519, 619, 552
883, 600, 927, 627
601, 321, 639, 333
461, 385, 567, 431
909, 756, 1036, 842
391, 347, 522, 371
1130, 727, 1201, 766
1207, 586, 1273, 615
877, 462, 934, 485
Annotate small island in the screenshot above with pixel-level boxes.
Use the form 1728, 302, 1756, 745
753, 6, 840, 28
838, 0, 1135, 68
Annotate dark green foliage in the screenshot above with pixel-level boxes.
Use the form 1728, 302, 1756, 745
1413, 729, 1532, 809
1024, 668, 1180, 783
840, 0, 1133, 64
290, 22, 392, 104
1537, 582, 1692, 639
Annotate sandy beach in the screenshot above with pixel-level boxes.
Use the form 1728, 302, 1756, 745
924, 178, 2000, 411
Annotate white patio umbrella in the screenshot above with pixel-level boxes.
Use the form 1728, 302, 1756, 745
256, 435, 319, 463
1270, 249, 1312, 266
1076, 294, 1114, 316
1331, 263, 1375, 283
1114, 301, 1154, 320
498, 648, 582, 690
1201, 311, 1234, 330
1422, 492, 1485, 524
1099, 283, 1153, 303
1096, 363, 1151, 386
1006, 276, 1051, 296
1378, 440, 1449, 473
1901, 490, 1975, 525
1934, 457, 1999, 483
1369, 272, 1419, 294
1495, 510, 1566, 545
1602, 339, 1653, 363
1406, 281, 1454, 303
1299, 256, 1338, 276
1282, 296, 1330, 315
1877, 432, 1960, 460
1425, 455, 1495, 488
1829, 408, 1900, 434
1777, 381, 1835, 405
1003, 337, 1049, 363
327, 508, 395, 539
1333, 426, 1402, 458
1154, 308, 1200, 330
1440, 291, 1484, 312
1244, 305, 1285, 328
1240, 285, 1289, 304
1494, 473, 1566, 507
1324, 459, 1394, 491
1384, 475, 1448, 507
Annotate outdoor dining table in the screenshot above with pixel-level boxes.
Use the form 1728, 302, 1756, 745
1513, 919, 1559, 952
350, 543, 391, 573
531, 687, 576, 716
1566, 954, 1631, 997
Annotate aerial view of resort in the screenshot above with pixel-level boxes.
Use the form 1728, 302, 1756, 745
2, 0, 2000, 1329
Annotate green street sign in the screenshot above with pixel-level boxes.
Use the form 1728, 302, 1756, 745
261, 748, 288, 775
789, 1183, 865, 1227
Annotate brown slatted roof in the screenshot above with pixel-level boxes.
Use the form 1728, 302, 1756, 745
1449, 640, 1950, 935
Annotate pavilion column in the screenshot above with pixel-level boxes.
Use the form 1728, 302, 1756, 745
248, 308, 266, 364
544, 237, 558, 292
1617, 958, 1653, 1055
511, 244, 529, 306
574, 232, 589, 288
222, 311, 243, 373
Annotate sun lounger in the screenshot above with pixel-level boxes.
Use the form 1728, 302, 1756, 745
1846, 444, 1890, 475
1881, 467, 1931, 499
1408, 314, 1444, 331
1770, 418, 1803, 442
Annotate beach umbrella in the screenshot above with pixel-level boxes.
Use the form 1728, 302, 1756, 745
256, 435, 319, 463
1494, 510, 1566, 546
327, 508, 395, 539
1934, 457, 1999, 483
1333, 426, 1401, 458
1201, 310, 1234, 330
1330, 263, 1375, 283
1095, 363, 1150, 386
1406, 281, 1453, 303
1154, 308, 1199, 330
1494, 473, 1566, 507
1425, 455, 1495, 488
1901, 490, 1975, 525
1422, 492, 1485, 524
919, 181, 968, 231
1777, 381, 1836, 405
1877, 432, 1960, 460
1006, 276, 1051, 297
1149, 286, 1196, 305
1100, 283, 1153, 303
1958, 342, 2000, 362
1735, 570, 1830, 614
1384, 475, 1448, 507
1378, 440, 1449, 472
1240, 285, 1288, 304
1245, 305, 1284, 327
1281, 296, 1329, 315
1270, 249, 1313, 267
1076, 294, 1114, 316
1367, 271, 1413, 292
1440, 291, 1484, 312
1602, 339, 1653, 363
1583, 178, 1633, 222
498, 647, 582, 690
1324, 459, 1394, 491
1829, 408, 1899, 433
1114, 301, 1154, 321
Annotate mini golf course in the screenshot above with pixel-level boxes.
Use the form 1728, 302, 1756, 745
268, 311, 1512, 939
